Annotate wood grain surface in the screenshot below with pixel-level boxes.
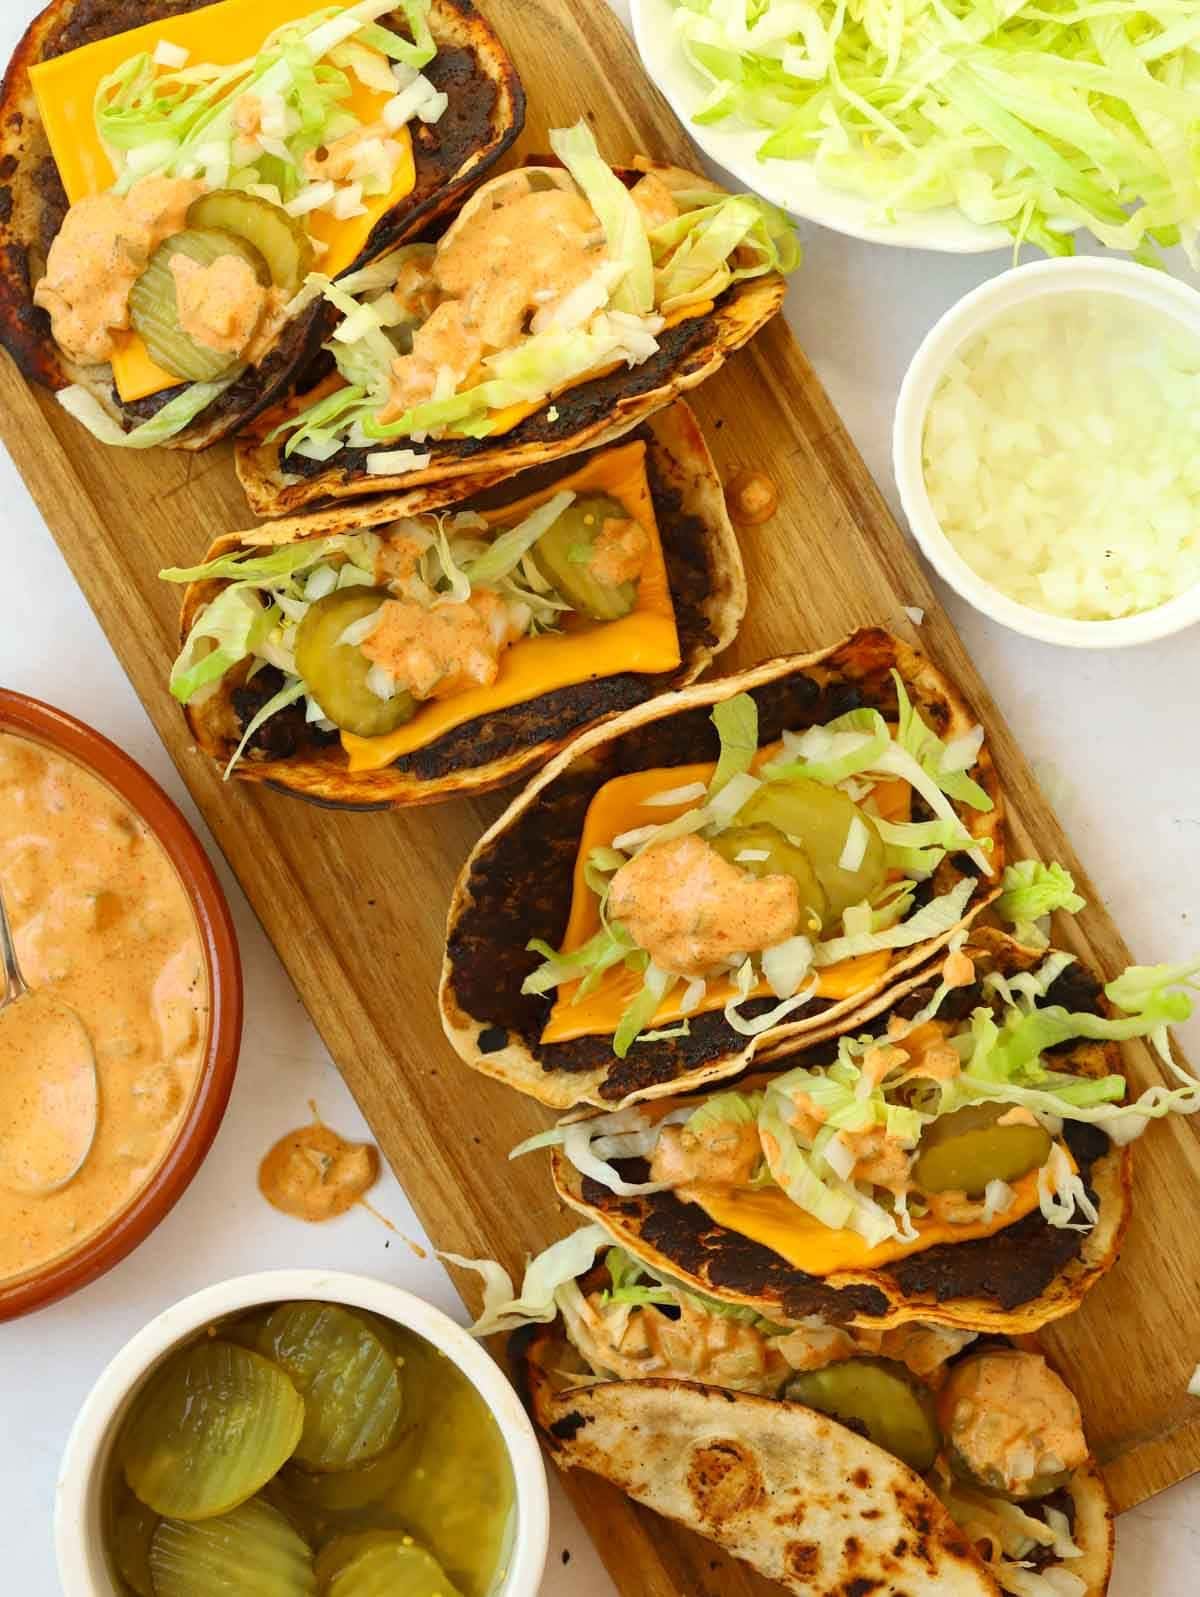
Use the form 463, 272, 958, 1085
3, 0, 1198, 1589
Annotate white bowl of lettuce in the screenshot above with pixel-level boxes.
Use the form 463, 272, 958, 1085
630, 0, 1200, 259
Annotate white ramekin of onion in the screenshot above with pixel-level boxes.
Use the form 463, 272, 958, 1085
894, 256, 1200, 648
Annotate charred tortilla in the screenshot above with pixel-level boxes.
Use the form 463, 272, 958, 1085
0, 0, 524, 448
440, 629, 1004, 1110
234, 158, 787, 516
177, 401, 746, 806
553, 930, 1132, 1333
517, 1320, 1113, 1597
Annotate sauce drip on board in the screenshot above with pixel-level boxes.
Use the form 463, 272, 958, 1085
0, 732, 209, 1284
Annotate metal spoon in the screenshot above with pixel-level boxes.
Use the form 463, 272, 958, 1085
0, 879, 99, 1196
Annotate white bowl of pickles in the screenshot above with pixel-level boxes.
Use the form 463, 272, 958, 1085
56, 1270, 549, 1597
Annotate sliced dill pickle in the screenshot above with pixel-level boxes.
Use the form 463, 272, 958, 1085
129, 227, 270, 380
120, 1340, 304, 1520
294, 588, 416, 738
326, 1540, 464, 1597
149, 1496, 315, 1597
187, 190, 313, 293
111, 1484, 158, 1597
314, 1531, 408, 1589
531, 494, 640, 621
939, 1352, 1074, 1500
256, 1303, 404, 1473
710, 823, 826, 936
280, 1437, 415, 1516
738, 778, 886, 930
784, 1357, 940, 1472
913, 1103, 1052, 1196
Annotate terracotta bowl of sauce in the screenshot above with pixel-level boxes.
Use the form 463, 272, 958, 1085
0, 691, 241, 1319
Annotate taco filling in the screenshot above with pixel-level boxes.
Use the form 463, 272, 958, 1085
163, 438, 689, 773
456, 1237, 1106, 1597
521, 682, 998, 1056
268, 119, 799, 463
534, 933, 1199, 1303
22, 0, 511, 447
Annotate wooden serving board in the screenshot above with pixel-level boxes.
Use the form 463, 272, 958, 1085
3, 0, 1199, 1588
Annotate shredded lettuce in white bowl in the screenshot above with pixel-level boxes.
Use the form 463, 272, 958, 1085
633, 0, 1200, 260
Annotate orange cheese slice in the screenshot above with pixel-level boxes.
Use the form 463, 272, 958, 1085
540, 757, 912, 1044
341, 439, 681, 769
688, 1168, 1045, 1277
30, 0, 416, 402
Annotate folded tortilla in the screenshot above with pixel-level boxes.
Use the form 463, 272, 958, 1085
234, 155, 787, 515
177, 401, 745, 805
0, 0, 524, 448
441, 629, 1004, 1110
553, 930, 1131, 1334
518, 1319, 1113, 1597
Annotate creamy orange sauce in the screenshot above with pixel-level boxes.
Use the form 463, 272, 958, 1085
304, 120, 405, 183
0, 992, 97, 1194
170, 252, 267, 355
258, 1122, 379, 1222
587, 516, 649, 588
33, 175, 203, 365
0, 733, 208, 1284
361, 591, 520, 701
651, 1116, 761, 1192
607, 833, 801, 979
938, 1351, 1088, 1493
380, 177, 604, 420
629, 170, 679, 233
726, 470, 779, 526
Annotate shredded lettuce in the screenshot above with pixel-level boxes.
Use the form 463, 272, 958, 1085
708, 691, 760, 795
666, 0, 1200, 264
997, 860, 1087, 948
550, 122, 655, 316
222, 674, 306, 778
651, 192, 800, 313
445, 1223, 612, 1338
169, 585, 276, 704
57, 379, 238, 448
813, 876, 977, 966
160, 540, 345, 587
461, 491, 576, 586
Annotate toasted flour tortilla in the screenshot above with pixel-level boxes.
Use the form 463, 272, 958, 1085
233, 156, 787, 516
440, 629, 1004, 1110
177, 402, 746, 807
518, 1321, 1113, 1597
553, 930, 1132, 1333
0, 0, 524, 448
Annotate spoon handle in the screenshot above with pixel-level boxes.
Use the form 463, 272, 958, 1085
0, 881, 29, 1004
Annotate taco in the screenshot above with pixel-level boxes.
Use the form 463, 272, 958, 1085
0, 0, 523, 450
440, 629, 1005, 1109
162, 402, 745, 806
233, 121, 798, 515
532, 927, 1183, 1334
501, 1252, 1114, 1597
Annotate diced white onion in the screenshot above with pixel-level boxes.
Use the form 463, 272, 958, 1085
153, 40, 189, 68
734, 848, 770, 863
982, 1178, 1015, 1221
923, 291, 1200, 622
382, 73, 440, 130
337, 607, 385, 647
707, 771, 761, 828
611, 822, 664, 852
641, 781, 707, 808
286, 181, 337, 217
365, 448, 432, 475
247, 183, 284, 207
126, 139, 179, 175
418, 90, 448, 124
902, 604, 924, 625
838, 813, 869, 873
532, 262, 625, 335
291, 436, 344, 462
333, 302, 385, 345
761, 934, 814, 999
679, 977, 707, 1016
366, 664, 398, 701
329, 181, 367, 219
303, 565, 338, 602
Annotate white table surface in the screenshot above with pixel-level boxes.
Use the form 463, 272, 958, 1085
2, 1, 1198, 1590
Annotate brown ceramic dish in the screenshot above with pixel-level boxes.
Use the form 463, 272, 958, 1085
0, 690, 241, 1319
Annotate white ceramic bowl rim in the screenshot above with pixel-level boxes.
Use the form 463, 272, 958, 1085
56, 1269, 550, 1597
893, 256, 1200, 649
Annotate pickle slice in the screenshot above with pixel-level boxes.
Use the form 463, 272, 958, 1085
326, 1540, 463, 1597
256, 1303, 404, 1473
913, 1103, 1053, 1196
710, 823, 826, 935
187, 190, 314, 293
111, 1484, 158, 1597
149, 1496, 315, 1597
129, 227, 270, 381
294, 589, 416, 738
282, 1436, 414, 1516
120, 1340, 304, 1520
738, 778, 886, 930
531, 494, 640, 621
784, 1357, 941, 1472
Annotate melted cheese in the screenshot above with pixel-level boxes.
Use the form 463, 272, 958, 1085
541, 760, 912, 1043
342, 440, 681, 769
688, 1169, 1046, 1277
30, 0, 416, 402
